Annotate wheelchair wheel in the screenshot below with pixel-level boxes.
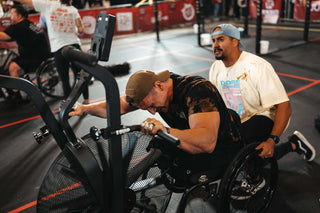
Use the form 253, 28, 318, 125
218, 142, 278, 213
178, 180, 219, 213
36, 58, 76, 99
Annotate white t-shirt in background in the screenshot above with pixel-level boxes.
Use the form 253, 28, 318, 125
33, 0, 81, 52
209, 51, 289, 123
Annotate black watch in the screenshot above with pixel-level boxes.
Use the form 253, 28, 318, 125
269, 135, 280, 144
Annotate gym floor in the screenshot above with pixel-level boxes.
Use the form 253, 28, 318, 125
1, 20, 320, 213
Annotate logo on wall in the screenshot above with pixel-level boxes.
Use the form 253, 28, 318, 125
82, 16, 96, 35
262, 0, 280, 24
311, 1, 320, 12
181, 4, 195, 21
151, 11, 169, 23
265, 0, 274, 10
117, 12, 133, 31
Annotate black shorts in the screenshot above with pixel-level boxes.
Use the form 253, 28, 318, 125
151, 137, 242, 185
12, 56, 44, 73
240, 115, 274, 145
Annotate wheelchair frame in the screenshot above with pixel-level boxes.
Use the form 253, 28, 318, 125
125, 140, 278, 213
0, 48, 76, 100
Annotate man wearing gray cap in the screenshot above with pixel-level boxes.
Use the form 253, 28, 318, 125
70, 70, 242, 184
209, 24, 315, 165
209, 23, 316, 200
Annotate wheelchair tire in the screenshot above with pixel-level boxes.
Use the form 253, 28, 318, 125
36, 58, 76, 99
178, 180, 219, 213
218, 142, 278, 213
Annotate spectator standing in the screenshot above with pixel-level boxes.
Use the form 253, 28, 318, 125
15, 0, 89, 103
1, 0, 12, 17
212, 0, 221, 21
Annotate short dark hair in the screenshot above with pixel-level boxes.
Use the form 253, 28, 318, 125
60, 0, 72, 6
12, 5, 28, 19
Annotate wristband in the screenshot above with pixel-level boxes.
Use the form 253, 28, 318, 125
166, 127, 170, 134
269, 135, 280, 144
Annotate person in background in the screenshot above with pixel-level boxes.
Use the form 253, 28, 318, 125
209, 23, 316, 161
39, 14, 50, 52
0, 0, 12, 17
15, 0, 89, 104
209, 23, 316, 200
0, 1, 4, 17
212, 0, 221, 21
88, 0, 102, 8
0, 5, 49, 104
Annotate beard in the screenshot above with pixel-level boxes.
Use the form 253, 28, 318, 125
215, 55, 225, 60
214, 48, 224, 60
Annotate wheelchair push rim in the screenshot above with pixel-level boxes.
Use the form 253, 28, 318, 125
218, 142, 278, 213
36, 58, 76, 99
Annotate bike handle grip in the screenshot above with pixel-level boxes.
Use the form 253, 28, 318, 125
118, 125, 180, 146
62, 46, 98, 66
89, 125, 180, 146
133, 124, 180, 145
157, 130, 180, 146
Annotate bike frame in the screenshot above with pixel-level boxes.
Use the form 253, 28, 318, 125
0, 51, 125, 212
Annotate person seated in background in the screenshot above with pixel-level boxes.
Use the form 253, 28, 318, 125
0, 5, 49, 104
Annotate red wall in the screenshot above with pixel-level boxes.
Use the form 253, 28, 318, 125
0, 0, 196, 44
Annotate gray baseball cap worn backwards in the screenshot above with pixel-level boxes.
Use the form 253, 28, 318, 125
125, 70, 170, 106
211, 24, 244, 49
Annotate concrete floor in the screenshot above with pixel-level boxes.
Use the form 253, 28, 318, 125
1, 20, 320, 212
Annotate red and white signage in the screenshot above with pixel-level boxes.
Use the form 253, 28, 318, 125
0, 0, 196, 40
249, 0, 282, 24
294, 0, 320, 21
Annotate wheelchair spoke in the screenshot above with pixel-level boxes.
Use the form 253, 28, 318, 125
37, 58, 76, 99
180, 181, 219, 213
219, 143, 278, 213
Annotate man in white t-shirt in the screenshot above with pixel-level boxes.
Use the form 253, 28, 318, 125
209, 24, 316, 200
209, 24, 315, 162
15, 0, 89, 104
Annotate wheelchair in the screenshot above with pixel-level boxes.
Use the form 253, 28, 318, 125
0, 48, 76, 100
124, 140, 278, 213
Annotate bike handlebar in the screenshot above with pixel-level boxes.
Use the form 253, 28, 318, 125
62, 46, 98, 66
157, 129, 180, 146
90, 125, 180, 146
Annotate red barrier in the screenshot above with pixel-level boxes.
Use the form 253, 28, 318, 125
294, 0, 320, 21
94, 8, 139, 35
0, 0, 196, 42
79, 9, 98, 38
138, 3, 170, 32
169, 0, 196, 26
